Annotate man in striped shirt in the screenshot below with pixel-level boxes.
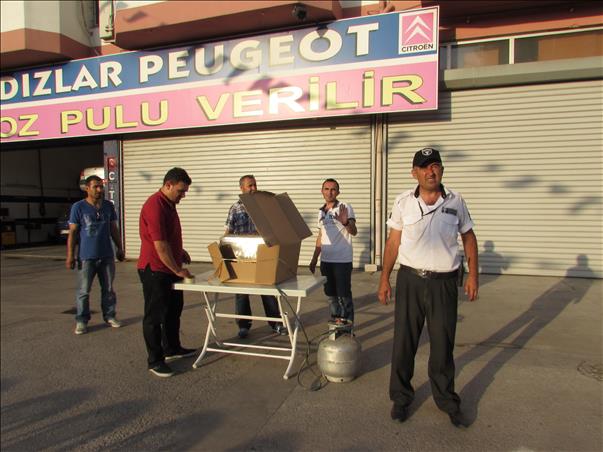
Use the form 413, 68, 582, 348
224, 175, 286, 338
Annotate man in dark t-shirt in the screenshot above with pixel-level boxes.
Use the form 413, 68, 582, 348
67, 175, 124, 335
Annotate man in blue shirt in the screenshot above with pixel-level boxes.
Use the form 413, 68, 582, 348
66, 175, 125, 335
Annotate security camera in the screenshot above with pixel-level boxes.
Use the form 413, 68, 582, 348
292, 4, 307, 21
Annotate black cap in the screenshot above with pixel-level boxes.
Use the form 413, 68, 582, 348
413, 148, 442, 167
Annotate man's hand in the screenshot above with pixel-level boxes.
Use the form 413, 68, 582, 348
464, 274, 478, 301
66, 224, 78, 270
461, 229, 479, 302
183, 249, 192, 265
377, 278, 392, 305
154, 240, 189, 277
309, 258, 317, 274
116, 249, 125, 262
176, 268, 193, 279
377, 228, 401, 306
335, 204, 349, 225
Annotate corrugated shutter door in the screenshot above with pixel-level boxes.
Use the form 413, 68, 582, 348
387, 80, 602, 278
123, 117, 372, 268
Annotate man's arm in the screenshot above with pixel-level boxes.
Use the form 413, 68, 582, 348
377, 228, 402, 305
153, 240, 192, 278
461, 229, 479, 301
110, 221, 125, 261
336, 205, 357, 236
66, 223, 79, 269
344, 218, 357, 236
309, 230, 322, 274
224, 205, 235, 235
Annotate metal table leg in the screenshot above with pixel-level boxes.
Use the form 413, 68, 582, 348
193, 292, 220, 369
282, 295, 303, 379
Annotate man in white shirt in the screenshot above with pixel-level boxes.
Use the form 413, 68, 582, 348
378, 148, 478, 428
310, 179, 357, 323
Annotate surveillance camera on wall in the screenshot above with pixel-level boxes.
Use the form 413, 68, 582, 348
292, 4, 307, 21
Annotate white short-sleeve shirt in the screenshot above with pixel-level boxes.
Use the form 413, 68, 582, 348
386, 187, 474, 272
318, 201, 355, 263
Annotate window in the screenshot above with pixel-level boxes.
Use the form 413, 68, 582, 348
439, 47, 447, 70
93, 1, 100, 27
450, 41, 509, 68
515, 30, 603, 63
440, 28, 602, 69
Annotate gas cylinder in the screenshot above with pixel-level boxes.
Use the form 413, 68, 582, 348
317, 319, 361, 383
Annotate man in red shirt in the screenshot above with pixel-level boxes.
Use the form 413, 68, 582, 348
138, 167, 196, 377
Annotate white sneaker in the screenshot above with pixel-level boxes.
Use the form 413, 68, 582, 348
106, 318, 122, 328
75, 322, 88, 335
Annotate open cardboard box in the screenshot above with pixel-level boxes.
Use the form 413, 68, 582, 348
208, 191, 312, 284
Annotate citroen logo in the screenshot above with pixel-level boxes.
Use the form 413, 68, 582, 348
405, 16, 431, 43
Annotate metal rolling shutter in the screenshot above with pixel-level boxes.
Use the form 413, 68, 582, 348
387, 80, 602, 278
122, 117, 372, 268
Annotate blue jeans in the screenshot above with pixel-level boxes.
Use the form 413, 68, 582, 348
75, 258, 117, 323
320, 261, 354, 321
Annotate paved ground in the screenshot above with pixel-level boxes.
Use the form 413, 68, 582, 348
1, 245, 602, 451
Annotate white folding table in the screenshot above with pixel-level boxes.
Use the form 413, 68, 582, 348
174, 270, 325, 379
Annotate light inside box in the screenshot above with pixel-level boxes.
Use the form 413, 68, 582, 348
219, 235, 265, 260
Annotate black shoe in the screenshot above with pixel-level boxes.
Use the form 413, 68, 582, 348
238, 327, 249, 339
149, 363, 175, 378
391, 403, 409, 422
272, 325, 288, 335
165, 347, 197, 362
448, 410, 468, 428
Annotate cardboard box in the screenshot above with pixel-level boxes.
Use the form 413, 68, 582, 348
208, 191, 312, 285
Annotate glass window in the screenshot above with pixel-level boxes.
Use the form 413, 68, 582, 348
93, 2, 100, 26
450, 41, 509, 68
515, 30, 603, 63
439, 46, 447, 70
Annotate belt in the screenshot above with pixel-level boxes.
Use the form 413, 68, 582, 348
400, 265, 458, 280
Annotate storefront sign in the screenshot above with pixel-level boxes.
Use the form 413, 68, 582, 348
1, 7, 439, 142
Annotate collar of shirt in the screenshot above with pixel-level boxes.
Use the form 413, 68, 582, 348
320, 200, 340, 213
413, 185, 450, 217
158, 190, 176, 209
416, 194, 445, 216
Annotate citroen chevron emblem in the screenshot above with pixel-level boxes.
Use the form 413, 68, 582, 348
405, 16, 431, 43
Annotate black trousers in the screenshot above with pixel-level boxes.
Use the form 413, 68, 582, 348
389, 269, 461, 414
138, 265, 184, 368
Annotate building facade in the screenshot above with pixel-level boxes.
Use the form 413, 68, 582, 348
1, 0, 602, 278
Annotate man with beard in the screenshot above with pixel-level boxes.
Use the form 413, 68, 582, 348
67, 175, 125, 335
224, 175, 286, 338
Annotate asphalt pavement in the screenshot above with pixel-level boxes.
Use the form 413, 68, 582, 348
1, 245, 601, 451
